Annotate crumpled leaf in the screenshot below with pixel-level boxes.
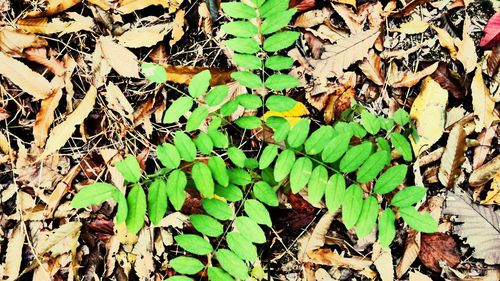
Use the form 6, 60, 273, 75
392, 62, 438, 88
471, 65, 498, 132
444, 189, 500, 265
479, 11, 500, 48
419, 233, 461, 272
0, 29, 47, 57
438, 124, 467, 188
98, 36, 139, 78
409, 77, 448, 156
117, 24, 171, 48
0, 52, 53, 99
25, 0, 82, 17
469, 155, 500, 187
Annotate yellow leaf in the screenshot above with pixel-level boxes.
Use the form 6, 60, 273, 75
98, 36, 139, 78
25, 0, 82, 17
118, 0, 180, 14
170, 9, 185, 46
117, 24, 171, 48
455, 15, 477, 73
391, 19, 429, 34
262, 101, 310, 126
0, 29, 47, 57
469, 155, 500, 187
480, 174, 500, 205
4, 223, 24, 280
16, 17, 68, 35
0, 52, 53, 99
41, 86, 97, 158
431, 25, 457, 59
409, 77, 448, 156
471, 65, 498, 132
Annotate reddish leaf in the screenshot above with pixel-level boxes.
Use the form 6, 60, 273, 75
419, 233, 461, 272
290, 0, 316, 12
431, 62, 465, 99
480, 12, 500, 49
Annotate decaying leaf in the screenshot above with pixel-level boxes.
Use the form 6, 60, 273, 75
3, 223, 24, 280
25, 0, 82, 17
98, 36, 139, 78
455, 14, 477, 74
34, 87, 64, 147
486, 44, 500, 77
36, 221, 82, 255
419, 233, 461, 272
409, 77, 448, 156
390, 0, 433, 18
444, 189, 500, 265
409, 270, 433, 281
0, 52, 53, 99
331, 3, 363, 34
469, 155, 500, 187
438, 124, 467, 188
307, 249, 374, 272
104, 82, 134, 122
358, 50, 384, 86
392, 62, 439, 88
471, 65, 498, 132
41, 86, 97, 158
372, 245, 394, 281
294, 9, 331, 28
23, 47, 66, 76
117, 24, 171, 48
0, 29, 47, 57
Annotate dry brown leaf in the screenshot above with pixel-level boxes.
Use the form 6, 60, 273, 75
162, 65, 234, 86
473, 125, 497, 169
432, 25, 457, 59
469, 155, 500, 187
431, 61, 465, 99
331, 3, 363, 34
481, 175, 499, 205
170, 9, 185, 46
334, 0, 357, 7
294, 9, 331, 28
41, 86, 97, 158
34, 87, 64, 147
419, 233, 461, 272
16, 17, 68, 35
132, 227, 154, 279
396, 230, 421, 278
298, 213, 335, 259
0, 29, 47, 57
308, 249, 374, 272
308, 25, 349, 44
438, 124, 467, 188
392, 62, 438, 88
409, 77, 448, 156
98, 36, 139, 78
455, 14, 477, 74
358, 50, 384, 86
3, 223, 24, 280
390, 19, 429, 34
104, 82, 134, 121
118, 0, 179, 14
471, 65, 498, 132
117, 24, 171, 48
487, 45, 500, 77
23, 47, 66, 76
25, 0, 82, 17
46, 165, 80, 217
314, 28, 380, 77
0, 52, 53, 100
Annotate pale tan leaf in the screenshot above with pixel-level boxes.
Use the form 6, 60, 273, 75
471, 65, 498, 132
481, 175, 499, 205
392, 62, 439, 88
0, 29, 47, 57
308, 25, 349, 43
469, 155, 500, 187
298, 213, 335, 259
105, 82, 134, 121
390, 19, 429, 34
17, 18, 69, 35
473, 125, 496, 169
59, 12, 95, 36
373, 247, 394, 281
34, 87, 64, 147
117, 0, 175, 14
431, 25, 457, 59
332, 3, 363, 34
0, 52, 52, 99
41, 86, 97, 158
4, 223, 24, 280
334, 0, 357, 7
396, 230, 420, 278
358, 50, 384, 86
46, 165, 80, 217
36, 222, 82, 255
409, 77, 448, 156
293, 9, 330, 28
23, 47, 66, 76
91, 43, 111, 88
314, 29, 380, 77
444, 189, 500, 264
25, 0, 82, 17
170, 9, 185, 46
307, 249, 374, 272
132, 227, 154, 279
88, 0, 112, 10
455, 14, 477, 73
409, 270, 433, 281
438, 124, 467, 188
117, 24, 171, 48
98, 36, 139, 78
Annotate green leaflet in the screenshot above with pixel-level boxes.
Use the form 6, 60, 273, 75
235, 116, 262, 129
228, 168, 252, 186
170, 256, 204, 275
222, 21, 258, 37
342, 184, 363, 229
188, 70, 211, 98
265, 73, 300, 91
216, 249, 249, 280
141, 62, 167, 83
116, 155, 141, 183
226, 232, 258, 261
174, 131, 197, 162
156, 143, 181, 169
339, 142, 373, 173
165, 276, 193, 281
356, 151, 387, 183
261, 8, 296, 34
231, 71, 262, 89
251, 0, 265, 8
164, 96, 193, 124
263, 31, 300, 52
244, 158, 258, 168
304, 125, 334, 155
321, 133, 351, 163
376, 137, 392, 165
190, 214, 224, 237
265, 55, 295, 71
325, 173, 346, 213
399, 207, 438, 233
259, 144, 278, 169
244, 199, 272, 226
287, 118, 310, 148
202, 198, 234, 220
147, 178, 168, 225
221, 2, 257, 19
361, 110, 381, 135
379, 117, 394, 131
260, 0, 289, 18
207, 267, 235, 281
71, 183, 119, 208
192, 162, 214, 197
220, 99, 239, 117
273, 118, 290, 142
390, 132, 413, 161
390, 186, 427, 207
186, 106, 209, 132
126, 184, 147, 234
166, 170, 187, 211
215, 184, 243, 202
253, 181, 278, 207
374, 164, 407, 194
289, 157, 313, 194
208, 128, 229, 149
235, 216, 266, 244
274, 149, 296, 182
393, 108, 410, 126
194, 132, 213, 155
114, 192, 128, 224
355, 196, 379, 239
175, 234, 213, 255
307, 165, 328, 205
350, 122, 367, 138
205, 85, 229, 106
232, 54, 262, 70
227, 146, 247, 168
265, 95, 297, 112
378, 209, 396, 248
225, 38, 260, 54
333, 121, 353, 136
237, 94, 262, 109
208, 156, 229, 187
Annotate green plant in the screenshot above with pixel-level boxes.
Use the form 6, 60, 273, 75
71, 0, 437, 280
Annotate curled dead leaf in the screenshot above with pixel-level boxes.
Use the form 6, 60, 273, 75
473, 125, 497, 169
431, 62, 465, 99
486, 44, 500, 77
294, 9, 331, 28
438, 124, 467, 188
34, 87, 64, 147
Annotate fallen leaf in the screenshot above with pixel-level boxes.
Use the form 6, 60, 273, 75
419, 233, 461, 272
59, 12, 95, 36
307, 249, 374, 272
41, 86, 97, 158
334, 0, 356, 8
444, 189, 500, 265
479, 11, 500, 48
473, 125, 497, 169
471, 65, 498, 132
486, 44, 500, 77
104, 82, 134, 122
170, 9, 185, 46
87, 0, 112, 10
409, 77, 448, 156
36, 222, 82, 255
132, 227, 154, 279
16, 17, 68, 35
431, 62, 465, 99
358, 50, 384, 86
294, 9, 331, 28
162, 64, 235, 86
409, 270, 433, 281
481, 175, 499, 205
0, 52, 53, 99
390, 0, 433, 18
91, 41, 112, 88
46, 165, 81, 217
23, 47, 66, 76
455, 14, 477, 73
290, 0, 316, 12
373, 246, 394, 281
438, 124, 467, 188
262, 101, 310, 126
25, 0, 82, 17
0, 29, 47, 57
3, 223, 24, 280
469, 155, 500, 187
117, 24, 171, 48
98, 36, 139, 78
392, 62, 438, 88
396, 230, 420, 278
118, 0, 178, 14
391, 19, 429, 34
332, 3, 363, 34
432, 25, 457, 59
34, 87, 64, 147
